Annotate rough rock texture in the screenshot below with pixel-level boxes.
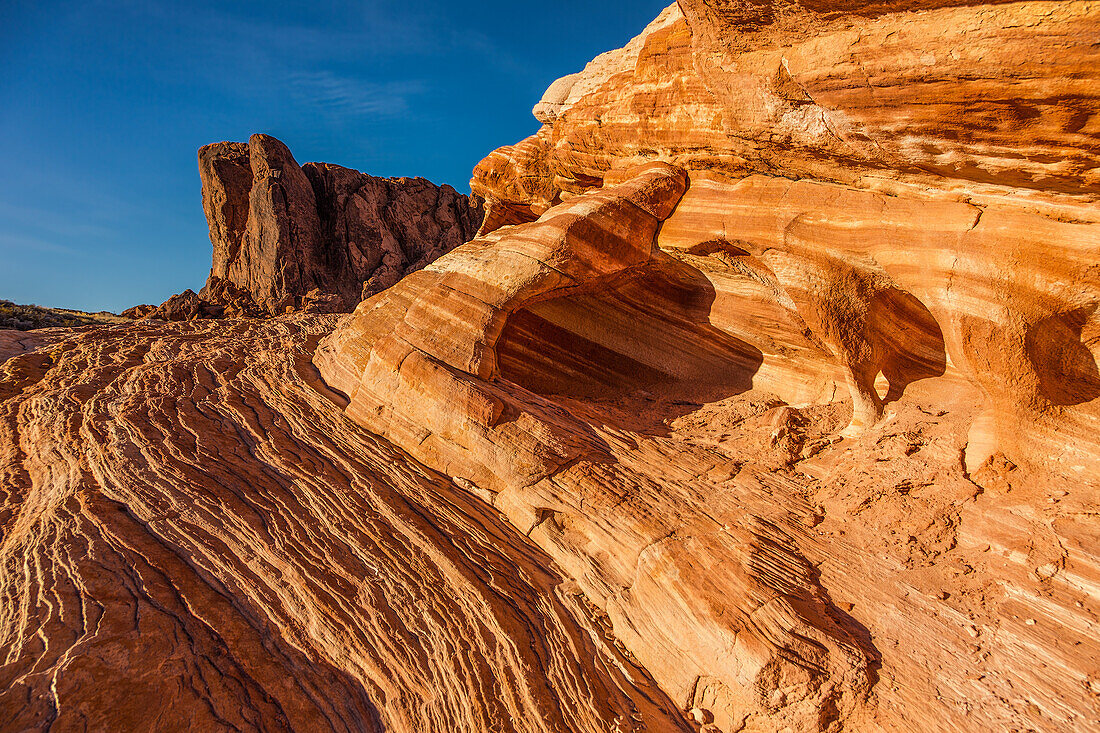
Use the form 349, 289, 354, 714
120, 304, 156, 320
532, 5, 686, 125
302, 163, 485, 300
320, 2, 1100, 731
469, 0, 1100, 474
316, 164, 877, 731
0, 319, 690, 732
474, 0, 1098, 209
178, 134, 483, 317
148, 280, 265, 322
3, 2, 1100, 733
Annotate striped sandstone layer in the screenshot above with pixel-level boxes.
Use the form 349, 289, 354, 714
320, 1, 1100, 730
2, 2, 1098, 732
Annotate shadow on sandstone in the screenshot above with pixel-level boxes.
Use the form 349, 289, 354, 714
496, 255, 765, 437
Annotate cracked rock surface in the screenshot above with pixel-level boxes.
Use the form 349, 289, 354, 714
3, 1, 1100, 732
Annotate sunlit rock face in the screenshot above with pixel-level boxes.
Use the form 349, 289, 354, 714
321, 2, 1100, 731
3, 3, 1099, 733
476, 0, 1098, 204
0, 321, 689, 733
468, 0, 1100, 473
316, 163, 878, 732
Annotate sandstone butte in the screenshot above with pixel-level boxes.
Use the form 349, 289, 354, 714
148, 133, 484, 320
2, 1, 1099, 732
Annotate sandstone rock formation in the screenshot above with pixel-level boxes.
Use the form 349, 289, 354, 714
120, 304, 156, 319
157, 134, 484, 319
475, 1, 1098, 209
146, 278, 267, 321
467, 0, 1100, 475
3, 2, 1100, 733
316, 163, 877, 731
0, 319, 689, 732
318, 1, 1100, 730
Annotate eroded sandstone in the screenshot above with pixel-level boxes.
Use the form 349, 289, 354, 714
0, 318, 690, 732
318, 2, 1100, 730
3, 2, 1099, 732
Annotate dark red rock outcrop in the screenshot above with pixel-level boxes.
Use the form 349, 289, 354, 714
120, 304, 156, 320
303, 163, 485, 300
149, 279, 264, 321
211, 134, 326, 312
154, 134, 484, 320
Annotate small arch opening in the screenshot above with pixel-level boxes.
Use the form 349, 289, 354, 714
874, 371, 890, 402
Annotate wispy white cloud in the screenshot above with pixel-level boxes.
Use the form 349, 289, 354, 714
287, 72, 424, 118
0, 232, 81, 256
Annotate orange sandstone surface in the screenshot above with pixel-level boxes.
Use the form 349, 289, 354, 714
4, 2, 1100, 732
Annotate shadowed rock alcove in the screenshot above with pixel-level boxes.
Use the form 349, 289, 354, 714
496, 257, 764, 400
1026, 304, 1100, 406
868, 286, 948, 404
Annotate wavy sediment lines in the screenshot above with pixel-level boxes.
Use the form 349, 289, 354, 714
501, 410, 875, 733
468, 0, 1100, 474
317, 163, 878, 731
482, 1, 1099, 208
318, 2, 1100, 731
5, 2, 1100, 732
317, 163, 694, 493
315, 110, 1100, 733
468, 0, 1100, 471
658, 172, 1100, 466
0, 318, 688, 732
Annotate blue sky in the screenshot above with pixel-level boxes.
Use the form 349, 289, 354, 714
0, 0, 670, 312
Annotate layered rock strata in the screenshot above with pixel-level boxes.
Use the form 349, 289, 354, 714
318, 1, 1100, 730
0, 318, 690, 732
317, 163, 696, 491
474, 1, 1098, 211
316, 163, 878, 731
160, 134, 484, 318
469, 0, 1100, 473
3, 2, 1099, 732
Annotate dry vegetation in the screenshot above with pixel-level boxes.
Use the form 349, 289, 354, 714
0, 299, 128, 330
